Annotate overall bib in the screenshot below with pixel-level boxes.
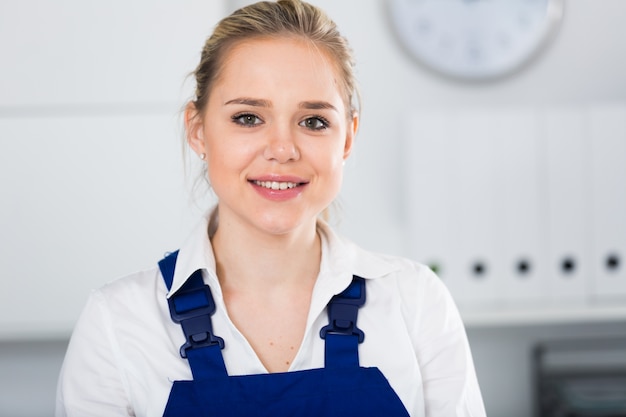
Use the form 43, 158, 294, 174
159, 251, 410, 417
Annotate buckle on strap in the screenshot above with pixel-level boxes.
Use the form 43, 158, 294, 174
320, 276, 366, 343
168, 270, 224, 358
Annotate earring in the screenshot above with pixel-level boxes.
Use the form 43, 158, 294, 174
200, 153, 206, 161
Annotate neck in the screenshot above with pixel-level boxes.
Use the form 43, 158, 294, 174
210, 210, 321, 293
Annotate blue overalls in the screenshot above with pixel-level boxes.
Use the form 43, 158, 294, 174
158, 251, 410, 416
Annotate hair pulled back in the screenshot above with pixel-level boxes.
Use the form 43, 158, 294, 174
190, 0, 360, 120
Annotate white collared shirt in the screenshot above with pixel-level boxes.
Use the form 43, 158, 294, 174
56, 213, 486, 417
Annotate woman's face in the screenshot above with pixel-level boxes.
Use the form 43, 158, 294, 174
187, 36, 357, 237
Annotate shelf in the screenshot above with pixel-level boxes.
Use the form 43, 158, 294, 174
460, 302, 626, 328
0, 322, 73, 341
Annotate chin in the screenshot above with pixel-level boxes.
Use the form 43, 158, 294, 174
254, 210, 316, 236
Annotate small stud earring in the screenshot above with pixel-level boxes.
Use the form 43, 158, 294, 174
200, 153, 206, 160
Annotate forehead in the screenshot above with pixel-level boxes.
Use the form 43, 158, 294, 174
215, 36, 343, 101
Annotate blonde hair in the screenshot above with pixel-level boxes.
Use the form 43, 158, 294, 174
189, 0, 360, 120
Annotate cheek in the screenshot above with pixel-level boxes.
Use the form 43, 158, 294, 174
205, 140, 255, 182
320, 142, 348, 171
319, 154, 346, 190
331, 162, 345, 186
206, 149, 235, 184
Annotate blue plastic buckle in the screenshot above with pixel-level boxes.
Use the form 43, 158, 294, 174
168, 281, 224, 358
320, 277, 366, 343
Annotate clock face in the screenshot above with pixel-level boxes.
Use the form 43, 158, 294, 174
387, 0, 564, 80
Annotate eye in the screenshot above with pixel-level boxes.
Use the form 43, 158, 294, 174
232, 113, 263, 127
300, 116, 329, 131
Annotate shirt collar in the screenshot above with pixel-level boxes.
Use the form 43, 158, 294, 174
167, 211, 218, 298
166, 209, 401, 298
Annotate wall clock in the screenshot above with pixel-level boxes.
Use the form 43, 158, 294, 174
386, 0, 564, 81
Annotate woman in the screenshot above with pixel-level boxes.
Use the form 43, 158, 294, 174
56, 1, 486, 416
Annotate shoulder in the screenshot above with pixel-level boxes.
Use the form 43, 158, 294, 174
100, 265, 163, 296
89, 266, 166, 323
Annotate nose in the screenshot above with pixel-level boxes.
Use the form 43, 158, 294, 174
263, 125, 300, 163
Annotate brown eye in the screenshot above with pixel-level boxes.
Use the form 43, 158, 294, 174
300, 116, 329, 131
232, 113, 262, 126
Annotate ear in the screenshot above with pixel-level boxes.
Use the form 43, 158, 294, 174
185, 102, 205, 156
343, 111, 359, 160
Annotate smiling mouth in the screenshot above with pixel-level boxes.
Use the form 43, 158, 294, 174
253, 180, 301, 190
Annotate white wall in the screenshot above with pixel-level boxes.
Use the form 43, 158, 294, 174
1, 1, 625, 416
0, 0, 222, 337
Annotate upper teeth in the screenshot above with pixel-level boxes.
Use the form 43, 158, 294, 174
255, 180, 298, 190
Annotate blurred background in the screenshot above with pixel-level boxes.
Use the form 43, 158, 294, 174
1, 0, 625, 416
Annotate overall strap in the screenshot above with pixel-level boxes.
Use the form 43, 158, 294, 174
320, 276, 366, 368
158, 251, 227, 379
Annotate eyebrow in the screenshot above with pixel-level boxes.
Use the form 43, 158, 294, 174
224, 97, 338, 112
298, 101, 338, 112
224, 97, 271, 107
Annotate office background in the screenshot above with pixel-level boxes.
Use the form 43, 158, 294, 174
1, 0, 625, 416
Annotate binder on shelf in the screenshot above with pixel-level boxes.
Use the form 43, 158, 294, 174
404, 111, 457, 291
490, 109, 546, 304
445, 110, 501, 306
588, 104, 626, 299
541, 107, 590, 301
